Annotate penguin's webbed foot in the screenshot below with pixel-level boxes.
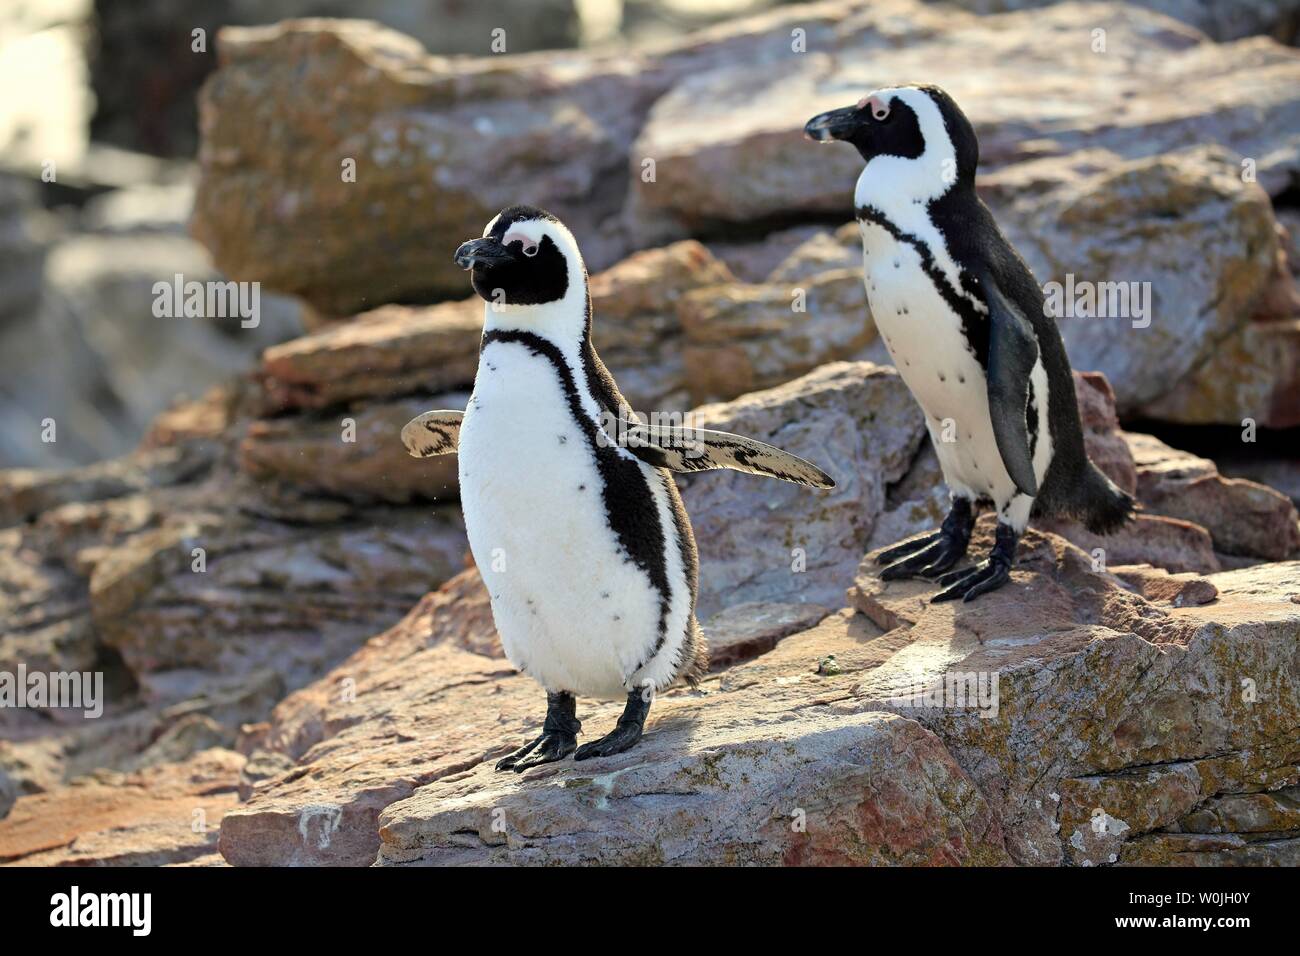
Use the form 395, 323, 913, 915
495, 690, 580, 773
574, 689, 650, 762
878, 498, 974, 580
931, 522, 1019, 603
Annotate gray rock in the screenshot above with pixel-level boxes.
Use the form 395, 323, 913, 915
678, 361, 926, 617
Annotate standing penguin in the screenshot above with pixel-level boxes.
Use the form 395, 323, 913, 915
403, 205, 834, 770
804, 85, 1131, 601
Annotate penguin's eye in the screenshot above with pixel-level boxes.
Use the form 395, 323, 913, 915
503, 227, 540, 258
860, 94, 891, 122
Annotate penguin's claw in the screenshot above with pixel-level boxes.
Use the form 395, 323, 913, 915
494, 735, 541, 771
497, 731, 577, 772
875, 531, 940, 566
880, 535, 967, 581
574, 722, 643, 761
930, 522, 1019, 603
574, 689, 651, 762
930, 561, 1011, 603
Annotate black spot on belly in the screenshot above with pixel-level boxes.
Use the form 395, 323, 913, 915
938, 373, 947, 382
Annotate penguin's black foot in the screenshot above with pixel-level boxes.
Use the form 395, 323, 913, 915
574, 689, 650, 762
878, 498, 975, 580
495, 691, 580, 773
931, 522, 1019, 603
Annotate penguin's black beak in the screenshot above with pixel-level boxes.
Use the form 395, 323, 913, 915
804, 106, 863, 143
454, 237, 513, 271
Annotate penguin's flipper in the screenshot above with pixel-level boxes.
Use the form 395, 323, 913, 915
621, 423, 835, 489
979, 268, 1040, 498
401, 410, 464, 458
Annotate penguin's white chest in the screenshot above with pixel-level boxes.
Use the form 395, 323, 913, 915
457, 340, 677, 699
860, 220, 1050, 518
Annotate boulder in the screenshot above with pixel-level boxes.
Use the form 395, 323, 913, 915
191, 18, 663, 314
986, 146, 1280, 412
850, 525, 1300, 866
316, 527, 1300, 867
92, 0, 581, 158
1125, 431, 1300, 560
938, 0, 1300, 43
1141, 317, 1300, 428
191, 1, 1300, 321
630, 1, 1300, 233
0, 749, 244, 865
678, 268, 874, 404
678, 361, 926, 617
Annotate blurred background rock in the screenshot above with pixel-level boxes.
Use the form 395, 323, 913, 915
0, 0, 801, 468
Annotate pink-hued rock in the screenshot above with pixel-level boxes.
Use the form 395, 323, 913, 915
1125, 431, 1300, 560
0, 749, 244, 866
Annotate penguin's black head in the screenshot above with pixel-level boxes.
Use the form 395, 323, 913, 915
804, 84, 979, 191
455, 205, 578, 307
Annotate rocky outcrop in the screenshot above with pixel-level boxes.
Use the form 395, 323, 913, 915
5, 0, 1300, 868
210, 523, 1300, 867
191, 2, 1300, 318
0, 749, 243, 866
1124, 432, 1300, 560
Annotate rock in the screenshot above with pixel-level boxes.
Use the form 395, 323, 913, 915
1110, 565, 1219, 606
939, 0, 1300, 44
1040, 513, 1221, 576
702, 600, 832, 668
240, 394, 466, 504
192, 1, 1300, 319
988, 146, 1279, 412
1220, 456, 1300, 506
378, 708, 1008, 866
254, 240, 732, 417
191, 18, 660, 314
1141, 317, 1300, 428
91, 0, 581, 158
630, 1, 1300, 235
0, 442, 217, 528
678, 268, 875, 404
1125, 432, 1300, 559
217, 571, 529, 866
707, 225, 838, 283
0, 749, 244, 865
90, 501, 467, 692
851, 525, 1300, 866
213, 515, 1300, 866
257, 301, 481, 414
678, 361, 926, 617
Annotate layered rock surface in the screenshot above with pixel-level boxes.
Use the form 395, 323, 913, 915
4, 0, 1300, 868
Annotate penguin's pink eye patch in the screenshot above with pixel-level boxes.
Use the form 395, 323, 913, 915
503, 228, 540, 257
858, 95, 890, 121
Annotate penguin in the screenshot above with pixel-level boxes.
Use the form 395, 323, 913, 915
403, 205, 834, 770
804, 85, 1132, 602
